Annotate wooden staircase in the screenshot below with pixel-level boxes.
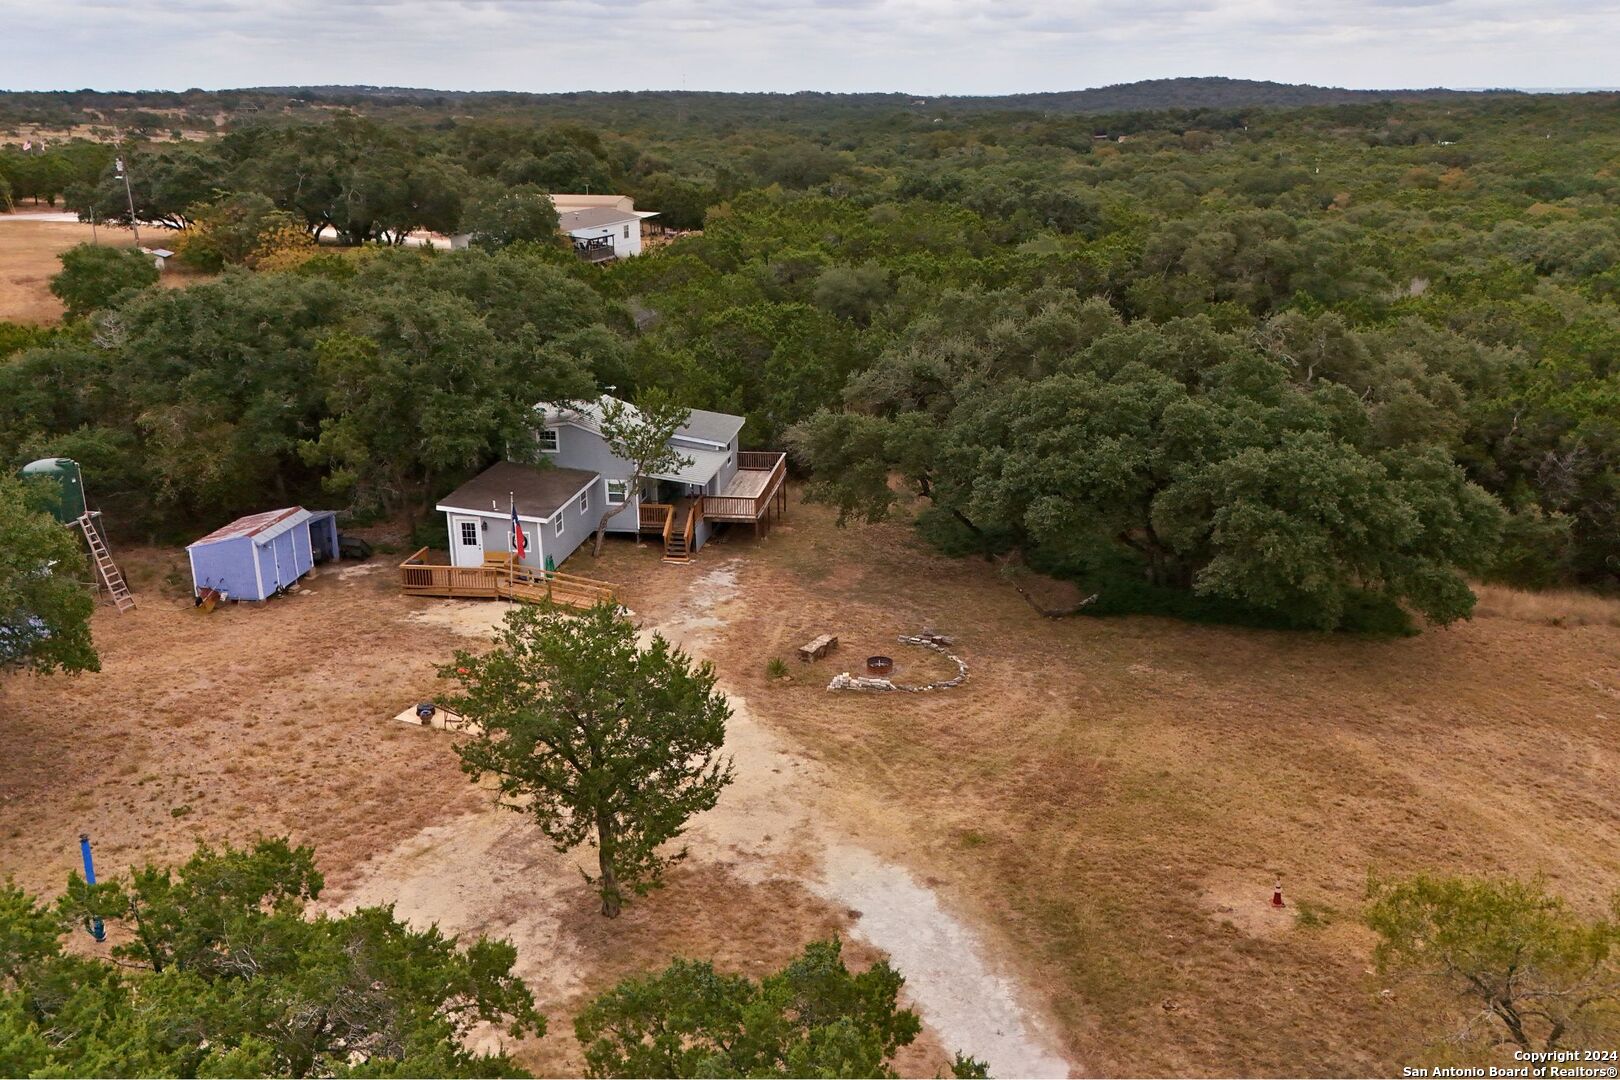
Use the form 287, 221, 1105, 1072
662, 498, 701, 563
75, 514, 135, 613
662, 505, 691, 562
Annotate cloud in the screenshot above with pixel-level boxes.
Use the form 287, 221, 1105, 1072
1, 0, 1617, 92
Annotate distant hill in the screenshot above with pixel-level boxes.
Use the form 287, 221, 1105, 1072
0, 76, 1535, 139
936, 76, 1515, 112
242, 76, 1510, 114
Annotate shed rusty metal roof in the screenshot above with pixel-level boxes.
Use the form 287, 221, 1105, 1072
188, 507, 309, 547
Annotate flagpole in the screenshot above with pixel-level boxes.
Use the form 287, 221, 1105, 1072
509, 491, 516, 604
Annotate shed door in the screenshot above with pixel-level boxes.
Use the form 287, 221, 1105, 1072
450, 515, 484, 567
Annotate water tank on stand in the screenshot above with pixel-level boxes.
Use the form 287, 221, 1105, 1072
19, 458, 86, 523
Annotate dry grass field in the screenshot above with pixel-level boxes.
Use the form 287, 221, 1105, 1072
2, 495, 1617, 1076
0, 215, 200, 322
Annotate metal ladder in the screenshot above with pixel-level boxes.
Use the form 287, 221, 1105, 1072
76, 514, 135, 613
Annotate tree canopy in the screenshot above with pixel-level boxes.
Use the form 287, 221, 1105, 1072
2, 838, 542, 1077
574, 938, 975, 1079
0, 474, 97, 674
1367, 874, 1620, 1054
447, 603, 734, 917
47, 243, 159, 320
5, 86, 1620, 626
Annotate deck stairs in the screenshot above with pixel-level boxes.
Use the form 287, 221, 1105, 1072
76, 514, 135, 613
663, 504, 694, 563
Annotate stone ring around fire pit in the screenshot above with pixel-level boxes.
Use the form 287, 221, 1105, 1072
828, 632, 968, 693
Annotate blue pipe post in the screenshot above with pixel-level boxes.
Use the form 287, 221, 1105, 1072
78, 832, 105, 942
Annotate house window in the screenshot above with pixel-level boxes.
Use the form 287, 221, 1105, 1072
606, 479, 629, 506
539, 428, 559, 453
553, 514, 564, 538
459, 520, 478, 547
579, 489, 590, 514
623, 225, 631, 239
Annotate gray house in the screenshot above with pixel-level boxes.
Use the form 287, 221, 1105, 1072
435, 396, 787, 567
436, 462, 599, 572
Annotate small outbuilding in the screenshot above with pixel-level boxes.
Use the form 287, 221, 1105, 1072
186, 507, 340, 602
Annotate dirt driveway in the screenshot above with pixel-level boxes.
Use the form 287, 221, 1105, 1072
339, 559, 1072, 1076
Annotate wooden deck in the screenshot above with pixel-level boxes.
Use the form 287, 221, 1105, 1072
704, 452, 788, 525
399, 549, 617, 610
719, 466, 774, 500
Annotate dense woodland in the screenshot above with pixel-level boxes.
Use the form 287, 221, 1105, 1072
3, 85, 1619, 636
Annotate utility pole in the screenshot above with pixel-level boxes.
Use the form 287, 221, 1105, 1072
115, 156, 140, 248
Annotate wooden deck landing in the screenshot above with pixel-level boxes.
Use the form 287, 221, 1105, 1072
704, 452, 788, 525
399, 549, 617, 610
720, 468, 773, 500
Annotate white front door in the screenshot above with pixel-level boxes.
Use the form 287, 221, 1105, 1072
450, 515, 484, 567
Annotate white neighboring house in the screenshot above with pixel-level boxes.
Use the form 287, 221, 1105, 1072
432, 395, 787, 567
448, 193, 659, 262
560, 205, 655, 262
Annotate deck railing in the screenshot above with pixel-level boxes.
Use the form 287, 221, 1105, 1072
684, 496, 703, 548
706, 452, 787, 523
639, 502, 673, 532
399, 548, 616, 609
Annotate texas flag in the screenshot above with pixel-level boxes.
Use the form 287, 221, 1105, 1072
511, 498, 527, 561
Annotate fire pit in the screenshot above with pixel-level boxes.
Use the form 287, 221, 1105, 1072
866, 655, 894, 676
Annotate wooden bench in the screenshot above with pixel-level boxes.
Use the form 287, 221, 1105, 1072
799, 634, 838, 662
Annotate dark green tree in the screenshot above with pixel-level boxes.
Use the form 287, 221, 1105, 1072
447, 603, 733, 917
47, 243, 159, 320
303, 288, 570, 517
462, 183, 561, 251
575, 938, 962, 1078
3, 839, 542, 1077
69, 144, 226, 230
0, 473, 97, 673
794, 316, 1503, 630
240, 117, 467, 244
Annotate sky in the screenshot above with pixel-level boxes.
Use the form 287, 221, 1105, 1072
1, 0, 1618, 95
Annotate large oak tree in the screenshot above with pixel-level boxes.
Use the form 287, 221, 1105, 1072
448, 603, 733, 917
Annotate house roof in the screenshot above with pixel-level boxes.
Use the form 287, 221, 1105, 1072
189, 507, 311, 548
678, 409, 746, 446
436, 462, 599, 520
540, 396, 744, 448
536, 396, 743, 486
549, 193, 636, 214
559, 206, 641, 231
651, 446, 731, 487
